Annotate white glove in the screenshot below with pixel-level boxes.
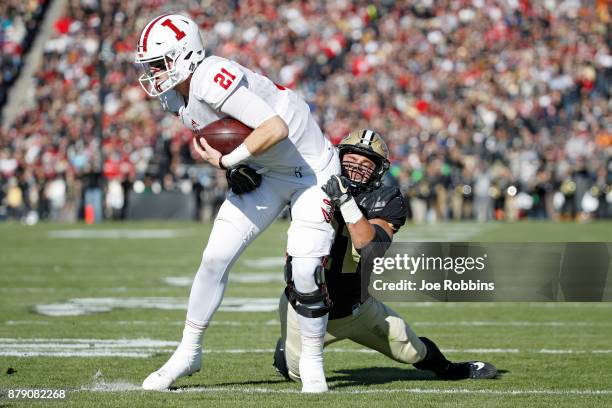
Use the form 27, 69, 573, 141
159, 89, 185, 115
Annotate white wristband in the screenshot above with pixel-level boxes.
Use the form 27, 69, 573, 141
221, 143, 252, 168
340, 197, 363, 224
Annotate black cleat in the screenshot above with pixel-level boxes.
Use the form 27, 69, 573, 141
466, 361, 497, 379
438, 361, 497, 380
272, 338, 290, 380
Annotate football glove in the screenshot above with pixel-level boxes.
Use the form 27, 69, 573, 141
226, 164, 262, 195
321, 175, 353, 207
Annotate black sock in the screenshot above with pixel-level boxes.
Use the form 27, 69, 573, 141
413, 337, 451, 374
413, 337, 472, 379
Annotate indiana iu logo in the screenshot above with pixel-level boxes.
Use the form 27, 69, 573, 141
321, 198, 333, 223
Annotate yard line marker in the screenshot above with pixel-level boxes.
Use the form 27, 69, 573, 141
79, 382, 612, 396
47, 229, 188, 239
163, 273, 281, 287
1, 338, 611, 358
7, 319, 611, 328
34, 297, 279, 316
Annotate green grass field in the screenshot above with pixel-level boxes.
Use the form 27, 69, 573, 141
1, 221, 611, 407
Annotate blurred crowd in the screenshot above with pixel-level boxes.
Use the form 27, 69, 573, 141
0, 0, 49, 116
0, 0, 610, 223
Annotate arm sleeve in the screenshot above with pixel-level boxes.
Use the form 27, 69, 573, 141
219, 84, 277, 129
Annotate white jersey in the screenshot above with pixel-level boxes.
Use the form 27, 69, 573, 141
179, 55, 333, 173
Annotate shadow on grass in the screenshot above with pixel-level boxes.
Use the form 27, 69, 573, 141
329, 367, 507, 388
173, 368, 507, 390
174, 378, 290, 390
328, 367, 437, 388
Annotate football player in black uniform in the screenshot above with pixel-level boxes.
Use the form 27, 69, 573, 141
274, 129, 497, 383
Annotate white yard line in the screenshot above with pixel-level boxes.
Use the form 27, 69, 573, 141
241, 257, 286, 269
79, 382, 612, 396
8, 319, 612, 328
47, 229, 190, 239
163, 274, 282, 287
33, 297, 279, 316
393, 223, 494, 242
1, 338, 611, 358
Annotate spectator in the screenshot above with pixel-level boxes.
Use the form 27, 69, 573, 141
1, 0, 610, 223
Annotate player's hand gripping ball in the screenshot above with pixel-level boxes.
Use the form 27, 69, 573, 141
322, 175, 353, 207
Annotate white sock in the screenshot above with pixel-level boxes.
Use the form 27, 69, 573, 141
179, 319, 206, 351
160, 319, 205, 373
297, 314, 327, 384
143, 320, 206, 390
291, 256, 329, 391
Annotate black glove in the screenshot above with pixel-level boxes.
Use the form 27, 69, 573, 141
226, 164, 262, 195
321, 175, 353, 206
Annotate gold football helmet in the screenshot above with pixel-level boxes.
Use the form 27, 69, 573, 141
337, 129, 390, 193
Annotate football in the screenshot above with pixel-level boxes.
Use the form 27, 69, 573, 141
193, 118, 252, 155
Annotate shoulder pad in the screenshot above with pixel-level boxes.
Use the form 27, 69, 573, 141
191, 56, 244, 110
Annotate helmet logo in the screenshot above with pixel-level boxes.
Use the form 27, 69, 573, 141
160, 19, 186, 41
139, 13, 170, 53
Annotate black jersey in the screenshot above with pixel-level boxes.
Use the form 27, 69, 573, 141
325, 185, 407, 319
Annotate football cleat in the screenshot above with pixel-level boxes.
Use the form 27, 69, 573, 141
466, 361, 497, 379
272, 338, 291, 380
438, 361, 497, 380
142, 346, 202, 391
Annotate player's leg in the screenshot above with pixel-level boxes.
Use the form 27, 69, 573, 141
274, 290, 344, 382
286, 175, 338, 393
413, 337, 497, 379
349, 298, 497, 379
349, 297, 427, 364
143, 181, 285, 390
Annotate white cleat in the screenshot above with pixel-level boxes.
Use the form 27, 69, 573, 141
142, 346, 201, 391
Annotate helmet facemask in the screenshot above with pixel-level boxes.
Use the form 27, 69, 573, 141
138, 46, 185, 97
336, 129, 391, 194
340, 149, 388, 195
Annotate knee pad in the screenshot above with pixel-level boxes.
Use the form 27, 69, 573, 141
284, 255, 332, 318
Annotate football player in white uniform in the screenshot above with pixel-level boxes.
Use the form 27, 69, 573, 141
135, 13, 339, 392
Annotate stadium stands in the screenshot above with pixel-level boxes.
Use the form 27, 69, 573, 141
0, 0, 50, 117
0, 0, 610, 222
